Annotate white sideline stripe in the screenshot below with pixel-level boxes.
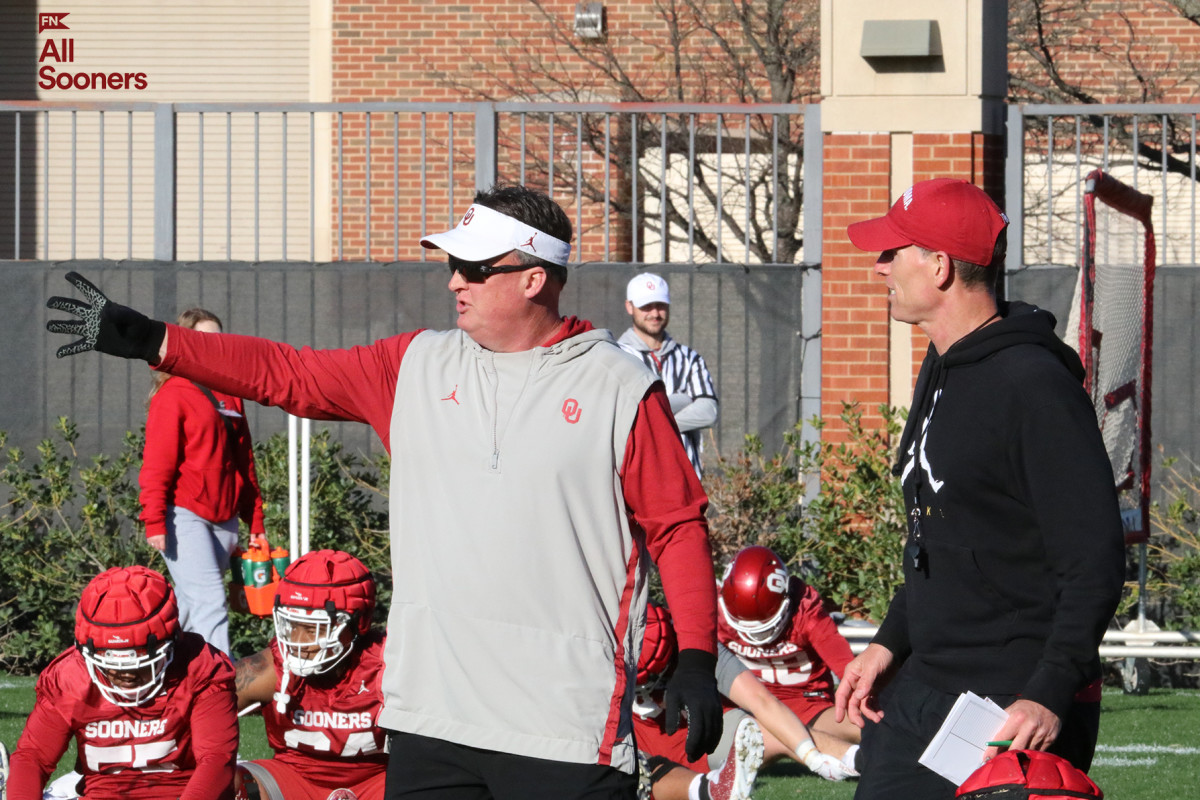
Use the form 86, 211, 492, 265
1093, 756, 1158, 767
1094, 744, 1200, 755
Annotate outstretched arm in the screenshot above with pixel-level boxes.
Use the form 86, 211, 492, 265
46, 271, 413, 448
727, 671, 856, 781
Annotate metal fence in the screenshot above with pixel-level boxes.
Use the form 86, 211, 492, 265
0, 101, 821, 266
1005, 103, 1200, 476
6, 259, 816, 470
0, 100, 822, 468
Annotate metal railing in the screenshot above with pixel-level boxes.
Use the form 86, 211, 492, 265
839, 625, 1200, 660
0, 100, 820, 267
1006, 103, 1200, 272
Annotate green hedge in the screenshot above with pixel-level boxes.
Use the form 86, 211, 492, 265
703, 403, 906, 623
0, 418, 389, 671
4, 409, 1197, 674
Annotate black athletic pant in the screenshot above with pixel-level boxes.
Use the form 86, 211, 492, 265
853, 673, 1101, 800
384, 731, 638, 800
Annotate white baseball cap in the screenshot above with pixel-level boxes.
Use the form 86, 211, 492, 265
419, 204, 572, 266
627, 273, 670, 307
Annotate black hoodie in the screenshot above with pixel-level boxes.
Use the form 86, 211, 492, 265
873, 301, 1124, 720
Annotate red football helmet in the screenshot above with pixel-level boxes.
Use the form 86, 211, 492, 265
719, 546, 792, 646
957, 750, 1103, 799
75, 565, 180, 707
636, 601, 677, 688
273, 549, 376, 677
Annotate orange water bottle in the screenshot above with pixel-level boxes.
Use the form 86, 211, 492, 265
246, 541, 272, 589
270, 546, 290, 581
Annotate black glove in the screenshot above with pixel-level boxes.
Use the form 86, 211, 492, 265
662, 648, 722, 762
46, 272, 166, 361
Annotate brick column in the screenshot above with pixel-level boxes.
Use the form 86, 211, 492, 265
820, 133, 892, 432
818, 0, 1008, 438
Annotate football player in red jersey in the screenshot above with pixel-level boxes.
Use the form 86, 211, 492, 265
233, 550, 387, 800
7, 565, 238, 800
634, 602, 855, 800
717, 546, 862, 765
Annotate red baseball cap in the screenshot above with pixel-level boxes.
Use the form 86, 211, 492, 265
847, 178, 1009, 266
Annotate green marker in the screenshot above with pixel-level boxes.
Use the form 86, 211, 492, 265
986, 740, 1013, 747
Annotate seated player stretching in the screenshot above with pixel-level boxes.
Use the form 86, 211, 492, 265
634, 602, 855, 800
7, 565, 238, 800
718, 545, 862, 770
233, 550, 387, 800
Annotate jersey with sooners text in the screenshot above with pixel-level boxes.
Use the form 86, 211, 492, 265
11, 633, 236, 800
263, 630, 389, 784
717, 578, 853, 702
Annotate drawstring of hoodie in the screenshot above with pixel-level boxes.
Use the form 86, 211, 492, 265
274, 668, 292, 714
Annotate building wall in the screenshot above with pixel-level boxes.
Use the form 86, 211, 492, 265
0, 0, 319, 260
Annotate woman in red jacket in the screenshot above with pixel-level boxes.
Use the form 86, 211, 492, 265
140, 308, 266, 657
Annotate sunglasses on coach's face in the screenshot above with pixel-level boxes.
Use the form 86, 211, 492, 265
447, 253, 530, 283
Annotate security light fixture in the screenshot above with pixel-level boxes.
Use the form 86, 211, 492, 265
574, 3, 606, 41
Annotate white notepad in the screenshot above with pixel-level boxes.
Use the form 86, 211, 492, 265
918, 691, 1010, 786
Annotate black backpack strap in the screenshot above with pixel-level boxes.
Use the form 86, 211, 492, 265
191, 381, 238, 442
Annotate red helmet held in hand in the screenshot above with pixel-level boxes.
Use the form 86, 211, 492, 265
957, 750, 1103, 800
637, 601, 677, 688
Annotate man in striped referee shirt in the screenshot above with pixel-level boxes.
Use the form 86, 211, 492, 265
618, 273, 719, 478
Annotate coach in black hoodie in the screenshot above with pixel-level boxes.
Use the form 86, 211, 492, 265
832, 179, 1124, 800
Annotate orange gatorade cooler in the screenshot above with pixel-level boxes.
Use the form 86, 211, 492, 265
241, 539, 279, 617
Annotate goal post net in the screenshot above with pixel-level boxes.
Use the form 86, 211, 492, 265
1066, 169, 1155, 545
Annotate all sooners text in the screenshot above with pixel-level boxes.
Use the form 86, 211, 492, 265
38, 32, 148, 91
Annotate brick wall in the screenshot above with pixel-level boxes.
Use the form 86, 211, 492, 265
329, 0, 1192, 431
327, 1, 819, 261
819, 133, 892, 437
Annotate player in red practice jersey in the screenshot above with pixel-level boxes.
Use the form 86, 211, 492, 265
634, 602, 856, 800
7, 565, 238, 800
717, 546, 862, 763
233, 550, 387, 800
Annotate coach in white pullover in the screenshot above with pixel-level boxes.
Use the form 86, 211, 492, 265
45, 184, 725, 800
618, 273, 719, 477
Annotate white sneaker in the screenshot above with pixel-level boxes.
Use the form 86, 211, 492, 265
704, 717, 764, 800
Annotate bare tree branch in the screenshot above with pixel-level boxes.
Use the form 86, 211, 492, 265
439, 0, 818, 265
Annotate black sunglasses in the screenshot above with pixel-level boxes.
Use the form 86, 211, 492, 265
447, 254, 530, 283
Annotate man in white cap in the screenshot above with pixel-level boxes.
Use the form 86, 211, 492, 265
46, 182, 724, 800
618, 273, 719, 477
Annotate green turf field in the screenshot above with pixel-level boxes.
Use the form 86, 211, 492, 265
1, 679, 1195, 797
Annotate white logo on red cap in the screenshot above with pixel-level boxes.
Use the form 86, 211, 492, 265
903, 186, 915, 210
